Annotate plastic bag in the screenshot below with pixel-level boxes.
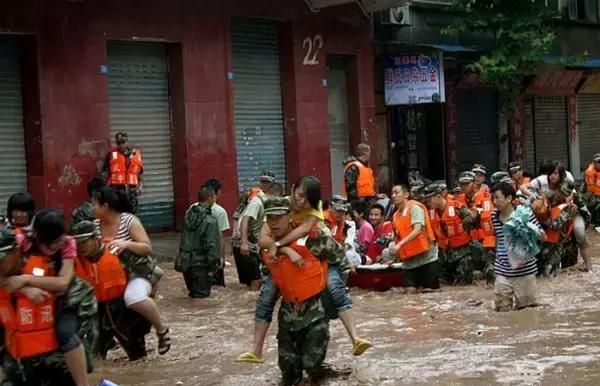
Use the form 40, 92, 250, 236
503, 206, 542, 269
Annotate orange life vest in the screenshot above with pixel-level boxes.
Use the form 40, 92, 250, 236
439, 200, 471, 249
545, 204, 575, 244
75, 256, 96, 287
584, 164, 600, 196
0, 255, 59, 359
455, 193, 466, 206
262, 239, 327, 304
108, 147, 143, 186
342, 160, 376, 198
323, 210, 345, 243
511, 176, 531, 191
248, 187, 262, 200
393, 200, 435, 261
477, 197, 496, 248
428, 209, 448, 250
93, 248, 128, 302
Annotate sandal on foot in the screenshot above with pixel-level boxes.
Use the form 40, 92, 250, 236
352, 337, 372, 356
235, 351, 264, 364
157, 327, 171, 355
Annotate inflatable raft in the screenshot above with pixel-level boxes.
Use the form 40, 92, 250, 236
347, 263, 403, 291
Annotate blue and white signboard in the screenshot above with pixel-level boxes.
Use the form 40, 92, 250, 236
384, 52, 445, 105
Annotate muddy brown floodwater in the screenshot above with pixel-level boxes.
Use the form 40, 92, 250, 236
92, 231, 600, 386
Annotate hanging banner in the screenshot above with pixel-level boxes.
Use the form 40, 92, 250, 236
384, 52, 445, 105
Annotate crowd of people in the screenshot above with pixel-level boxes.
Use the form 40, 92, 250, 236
0, 131, 598, 386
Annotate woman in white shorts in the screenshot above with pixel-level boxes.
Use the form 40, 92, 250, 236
92, 186, 171, 355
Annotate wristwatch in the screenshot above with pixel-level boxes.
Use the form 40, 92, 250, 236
274, 241, 282, 248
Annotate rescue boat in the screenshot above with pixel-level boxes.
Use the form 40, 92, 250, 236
347, 263, 403, 291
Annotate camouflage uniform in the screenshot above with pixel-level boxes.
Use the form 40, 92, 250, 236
263, 197, 332, 386
581, 155, 600, 225
1, 268, 98, 385
439, 206, 482, 285
175, 204, 220, 298
70, 221, 152, 361
538, 203, 577, 277
71, 201, 95, 225
277, 296, 330, 386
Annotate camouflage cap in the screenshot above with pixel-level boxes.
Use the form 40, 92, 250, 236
0, 229, 17, 257
259, 170, 276, 183
330, 195, 349, 212
263, 196, 291, 216
558, 180, 575, 197
490, 171, 512, 185
433, 180, 448, 190
422, 183, 443, 198
472, 164, 487, 175
593, 153, 600, 162
115, 132, 128, 141
508, 161, 523, 174
70, 220, 99, 242
458, 171, 476, 183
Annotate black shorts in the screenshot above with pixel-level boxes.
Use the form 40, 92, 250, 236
232, 247, 261, 286
403, 260, 440, 290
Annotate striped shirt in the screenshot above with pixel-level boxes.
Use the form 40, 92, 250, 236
95, 212, 136, 241
492, 209, 541, 278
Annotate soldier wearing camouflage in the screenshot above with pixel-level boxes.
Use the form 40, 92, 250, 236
175, 186, 220, 298
423, 183, 483, 285
71, 221, 151, 361
262, 196, 331, 386
0, 229, 97, 386
538, 182, 577, 277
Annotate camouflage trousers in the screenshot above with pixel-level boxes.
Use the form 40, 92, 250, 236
1, 352, 76, 386
95, 298, 151, 361
482, 249, 496, 285
537, 243, 564, 278
1, 278, 98, 386
561, 235, 579, 269
277, 317, 330, 386
439, 241, 483, 285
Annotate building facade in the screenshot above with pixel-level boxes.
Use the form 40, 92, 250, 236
0, 0, 377, 229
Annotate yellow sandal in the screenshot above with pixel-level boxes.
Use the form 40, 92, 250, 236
352, 338, 372, 356
235, 351, 264, 364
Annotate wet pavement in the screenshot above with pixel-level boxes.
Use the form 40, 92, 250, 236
91, 230, 600, 386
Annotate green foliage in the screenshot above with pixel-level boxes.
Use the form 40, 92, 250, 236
442, 0, 559, 111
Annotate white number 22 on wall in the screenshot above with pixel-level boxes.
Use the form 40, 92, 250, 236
302, 35, 324, 66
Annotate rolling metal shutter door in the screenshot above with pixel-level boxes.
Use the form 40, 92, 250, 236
577, 94, 600, 168
0, 39, 27, 215
524, 98, 536, 174
533, 96, 569, 168
232, 19, 286, 192
107, 41, 174, 229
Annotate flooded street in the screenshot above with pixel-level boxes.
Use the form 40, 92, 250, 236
92, 231, 600, 386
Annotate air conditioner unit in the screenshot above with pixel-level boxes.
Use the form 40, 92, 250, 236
376, 5, 412, 26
